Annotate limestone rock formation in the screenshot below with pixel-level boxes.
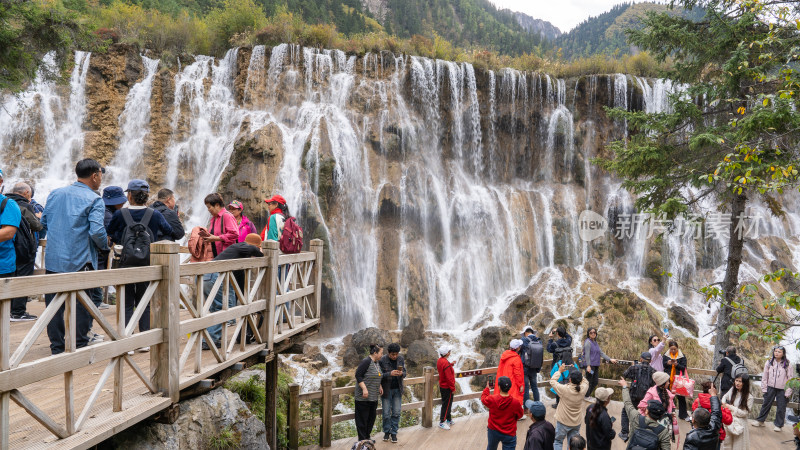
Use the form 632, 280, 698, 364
400, 317, 425, 348
668, 305, 699, 336
404, 339, 438, 375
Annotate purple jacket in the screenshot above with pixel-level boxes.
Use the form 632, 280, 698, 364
762, 359, 795, 396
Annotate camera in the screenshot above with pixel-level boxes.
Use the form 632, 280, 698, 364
718, 350, 727, 355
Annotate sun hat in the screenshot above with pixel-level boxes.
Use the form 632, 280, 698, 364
102, 186, 127, 206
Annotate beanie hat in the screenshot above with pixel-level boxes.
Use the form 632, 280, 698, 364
653, 371, 670, 386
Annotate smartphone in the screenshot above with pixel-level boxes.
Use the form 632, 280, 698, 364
663, 327, 669, 334
611, 417, 617, 423
487, 376, 494, 387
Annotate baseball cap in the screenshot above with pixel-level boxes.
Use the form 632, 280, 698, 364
641, 351, 652, 361
102, 186, 127, 206
125, 179, 150, 192
437, 345, 452, 357
521, 326, 535, 334
594, 387, 614, 402
264, 194, 286, 205
227, 200, 244, 210
497, 376, 512, 391
509, 339, 523, 350
525, 400, 546, 418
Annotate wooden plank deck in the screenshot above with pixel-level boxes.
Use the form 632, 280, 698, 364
312, 399, 797, 450
6, 299, 268, 449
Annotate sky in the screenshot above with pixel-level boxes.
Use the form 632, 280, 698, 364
489, 0, 638, 33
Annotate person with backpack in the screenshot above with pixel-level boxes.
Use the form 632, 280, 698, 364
721, 374, 753, 450
201, 193, 238, 257
549, 363, 589, 450
684, 384, 722, 450
521, 327, 544, 403
663, 340, 690, 421
482, 375, 524, 450
437, 345, 456, 430
584, 387, 615, 450
7, 182, 42, 322
547, 326, 573, 361
496, 339, 525, 413
0, 169, 21, 293
582, 327, 617, 398
41, 159, 110, 354
379, 343, 406, 443
523, 400, 556, 450
107, 180, 173, 342
638, 371, 678, 446
151, 188, 185, 241
716, 346, 745, 396
752, 346, 795, 432
692, 381, 733, 446
618, 377, 671, 450
261, 194, 289, 241
619, 352, 656, 442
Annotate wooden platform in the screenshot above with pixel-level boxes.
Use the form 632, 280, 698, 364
313, 399, 797, 450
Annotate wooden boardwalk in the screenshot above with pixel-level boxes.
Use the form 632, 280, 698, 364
314, 400, 797, 450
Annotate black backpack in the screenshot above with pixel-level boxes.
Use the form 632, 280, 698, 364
119, 208, 154, 267
523, 338, 544, 369
630, 364, 654, 400
0, 198, 37, 267
627, 416, 664, 450
554, 345, 573, 366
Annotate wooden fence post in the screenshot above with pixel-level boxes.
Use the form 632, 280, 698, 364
288, 383, 300, 449
422, 366, 434, 428
264, 356, 278, 450
150, 242, 181, 402
320, 379, 332, 447
262, 241, 279, 352
0, 298, 9, 450
310, 239, 323, 318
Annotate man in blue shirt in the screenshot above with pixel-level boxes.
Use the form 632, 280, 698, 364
0, 169, 21, 279
41, 159, 109, 354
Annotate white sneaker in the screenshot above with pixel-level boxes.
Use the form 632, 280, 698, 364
137, 346, 150, 353
773, 426, 782, 432
98, 303, 110, 310
750, 420, 764, 427
127, 351, 134, 356
438, 422, 450, 430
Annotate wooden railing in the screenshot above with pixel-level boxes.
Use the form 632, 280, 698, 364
289, 357, 799, 449
0, 239, 323, 450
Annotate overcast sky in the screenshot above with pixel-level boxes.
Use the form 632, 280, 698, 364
489, 0, 636, 33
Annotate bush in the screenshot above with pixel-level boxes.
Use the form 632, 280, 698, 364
204, 0, 268, 54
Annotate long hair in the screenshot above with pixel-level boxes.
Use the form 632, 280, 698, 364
589, 400, 609, 429
648, 334, 658, 349
770, 346, 789, 369
656, 383, 669, 406
731, 374, 751, 412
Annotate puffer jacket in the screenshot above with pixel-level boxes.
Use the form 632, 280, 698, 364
761, 358, 795, 396
683, 395, 722, 450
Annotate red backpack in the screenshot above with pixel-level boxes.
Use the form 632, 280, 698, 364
279, 216, 303, 254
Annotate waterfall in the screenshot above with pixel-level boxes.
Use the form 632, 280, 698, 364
107, 56, 160, 185
487, 70, 498, 182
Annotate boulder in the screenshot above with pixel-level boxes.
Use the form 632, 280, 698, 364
350, 327, 390, 355
311, 353, 329, 370
668, 305, 699, 336
500, 294, 539, 331
342, 347, 363, 369
400, 318, 425, 348
111, 388, 267, 449
405, 339, 438, 374
475, 326, 514, 351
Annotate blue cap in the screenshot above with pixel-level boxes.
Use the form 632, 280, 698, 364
102, 186, 127, 206
125, 179, 150, 192
525, 400, 546, 418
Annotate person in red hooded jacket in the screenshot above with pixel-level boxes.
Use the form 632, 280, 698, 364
482, 376, 523, 450
692, 381, 732, 442
496, 339, 525, 414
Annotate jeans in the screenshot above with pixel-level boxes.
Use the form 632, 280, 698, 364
586, 366, 599, 397
523, 368, 540, 402
757, 387, 788, 427
486, 427, 516, 450
439, 387, 453, 423
10, 262, 33, 316
203, 272, 236, 344
44, 269, 91, 354
354, 400, 378, 441
382, 388, 402, 435
553, 421, 581, 450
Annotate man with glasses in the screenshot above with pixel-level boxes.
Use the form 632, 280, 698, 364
41, 159, 110, 354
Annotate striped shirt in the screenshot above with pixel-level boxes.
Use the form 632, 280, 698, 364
355, 357, 382, 402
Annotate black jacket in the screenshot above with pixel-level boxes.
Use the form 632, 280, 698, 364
683, 395, 722, 450
6, 193, 42, 232
715, 355, 742, 394
523, 419, 555, 450
152, 201, 185, 241
584, 404, 615, 450
662, 353, 688, 390
546, 333, 572, 354
379, 354, 406, 397
622, 362, 656, 401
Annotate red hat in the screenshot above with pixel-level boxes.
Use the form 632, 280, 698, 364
264, 194, 286, 205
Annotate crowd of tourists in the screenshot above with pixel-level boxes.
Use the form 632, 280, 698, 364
0, 159, 294, 354
349, 326, 799, 450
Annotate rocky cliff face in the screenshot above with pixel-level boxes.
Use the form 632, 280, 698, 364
2, 44, 798, 365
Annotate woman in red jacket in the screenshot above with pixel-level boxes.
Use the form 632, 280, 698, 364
202, 193, 238, 256
437, 345, 456, 430
496, 339, 525, 413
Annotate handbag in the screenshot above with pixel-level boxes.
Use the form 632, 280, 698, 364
727, 417, 744, 436
672, 370, 695, 397
577, 353, 587, 369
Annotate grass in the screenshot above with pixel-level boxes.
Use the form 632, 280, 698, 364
225, 375, 266, 421
207, 425, 241, 450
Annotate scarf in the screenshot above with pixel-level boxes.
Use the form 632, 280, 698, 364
668, 348, 684, 387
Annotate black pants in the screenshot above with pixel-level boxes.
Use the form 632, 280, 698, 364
10, 262, 34, 316
354, 400, 378, 441
757, 387, 787, 427
44, 269, 91, 354
586, 366, 600, 397
675, 395, 688, 420
440, 387, 453, 423
620, 395, 642, 435
124, 281, 150, 332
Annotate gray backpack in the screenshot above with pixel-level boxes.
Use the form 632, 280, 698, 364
725, 357, 748, 379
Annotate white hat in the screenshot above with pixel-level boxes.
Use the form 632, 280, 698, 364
438, 345, 452, 357
509, 339, 523, 350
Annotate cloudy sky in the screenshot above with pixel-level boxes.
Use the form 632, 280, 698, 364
489, 0, 637, 32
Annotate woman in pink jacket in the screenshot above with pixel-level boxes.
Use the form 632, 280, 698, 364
226, 200, 258, 243
638, 371, 678, 444
201, 193, 238, 256
752, 346, 794, 431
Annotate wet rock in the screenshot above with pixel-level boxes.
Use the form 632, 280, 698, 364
461, 357, 478, 371
405, 339, 438, 374
342, 347, 363, 369
400, 318, 425, 348
311, 353, 329, 370
351, 327, 390, 355
475, 326, 514, 351
500, 294, 539, 331
668, 305, 699, 336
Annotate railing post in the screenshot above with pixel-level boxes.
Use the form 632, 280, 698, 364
1, 298, 9, 450
422, 366, 434, 428
150, 242, 181, 403
310, 239, 323, 318
262, 241, 279, 352
288, 383, 300, 449
320, 379, 332, 447
264, 356, 278, 450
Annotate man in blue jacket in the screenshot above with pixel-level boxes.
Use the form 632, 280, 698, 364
520, 326, 543, 402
